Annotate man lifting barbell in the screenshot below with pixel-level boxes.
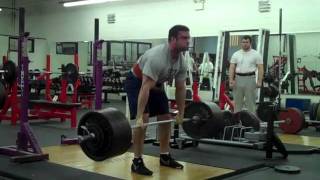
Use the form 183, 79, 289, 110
124, 25, 190, 176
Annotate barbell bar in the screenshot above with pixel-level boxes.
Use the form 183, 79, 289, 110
78, 117, 197, 144
261, 119, 320, 127
131, 118, 195, 129
260, 120, 286, 127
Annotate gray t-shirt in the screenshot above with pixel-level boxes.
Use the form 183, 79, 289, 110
137, 43, 187, 84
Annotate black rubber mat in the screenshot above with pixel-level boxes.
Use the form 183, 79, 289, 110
141, 143, 280, 170
0, 155, 121, 180
211, 154, 320, 180
141, 142, 318, 170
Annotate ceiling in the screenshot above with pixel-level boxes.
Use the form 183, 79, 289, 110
2, 0, 171, 8
0, 0, 173, 15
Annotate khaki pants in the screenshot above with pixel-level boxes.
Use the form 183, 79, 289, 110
233, 75, 257, 113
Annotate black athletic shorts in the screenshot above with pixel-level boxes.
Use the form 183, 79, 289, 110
124, 71, 169, 120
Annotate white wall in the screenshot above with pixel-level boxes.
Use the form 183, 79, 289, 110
19, 0, 319, 72
0, 36, 8, 58
0, 8, 14, 58
25, 0, 320, 41
2, 0, 320, 81
295, 33, 320, 70
194, 36, 218, 54
0, 15, 12, 35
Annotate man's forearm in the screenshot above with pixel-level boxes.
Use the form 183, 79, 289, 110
258, 65, 264, 83
136, 86, 150, 119
229, 64, 235, 81
175, 84, 186, 115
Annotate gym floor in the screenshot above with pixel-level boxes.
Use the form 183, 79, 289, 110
0, 100, 319, 180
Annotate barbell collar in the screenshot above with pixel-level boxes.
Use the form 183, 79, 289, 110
78, 133, 95, 143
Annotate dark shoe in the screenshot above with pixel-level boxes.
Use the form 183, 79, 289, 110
131, 158, 153, 176
160, 154, 184, 169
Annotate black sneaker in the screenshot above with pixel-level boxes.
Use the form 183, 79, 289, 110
131, 158, 153, 176
160, 154, 184, 169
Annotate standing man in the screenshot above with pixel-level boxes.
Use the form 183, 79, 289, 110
229, 35, 264, 113
125, 25, 190, 176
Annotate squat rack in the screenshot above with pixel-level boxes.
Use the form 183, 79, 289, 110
0, 7, 49, 162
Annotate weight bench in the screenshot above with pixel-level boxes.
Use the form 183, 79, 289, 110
29, 100, 81, 128
78, 93, 95, 109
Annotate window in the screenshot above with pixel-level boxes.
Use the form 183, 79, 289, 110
56, 42, 78, 55
8, 36, 35, 53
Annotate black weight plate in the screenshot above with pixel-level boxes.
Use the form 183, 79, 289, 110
78, 108, 132, 161
64, 63, 79, 84
217, 110, 238, 139
269, 85, 279, 98
183, 102, 210, 139
313, 103, 319, 121
261, 87, 271, 97
316, 103, 320, 121
309, 103, 316, 120
202, 101, 224, 138
256, 101, 273, 122
238, 110, 261, 131
183, 101, 223, 139
0, 81, 6, 109
3, 60, 17, 85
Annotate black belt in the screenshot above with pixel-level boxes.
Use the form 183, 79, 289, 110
236, 72, 255, 76
130, 71, 163, 88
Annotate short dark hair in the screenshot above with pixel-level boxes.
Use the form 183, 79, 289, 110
168, 25, 189, 42
241, 35, 252, 43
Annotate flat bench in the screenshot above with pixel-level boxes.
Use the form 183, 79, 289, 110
29, 100, 81, 128
29, 100, 81, 109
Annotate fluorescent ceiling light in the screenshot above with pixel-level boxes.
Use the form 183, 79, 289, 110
63, 0, 122, 7
0, 8, 2, 12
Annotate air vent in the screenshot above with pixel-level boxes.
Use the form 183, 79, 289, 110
193, 0, 206, 11
107, 13, 116, 24
258, 0, 271, 13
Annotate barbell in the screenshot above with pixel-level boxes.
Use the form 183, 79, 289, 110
77, 101, 260, 161
0, 60, 80, 85
77, 107, 206, 161
78, 116, 200, 144
257, 103, 317, 134
29, 63, 80, 83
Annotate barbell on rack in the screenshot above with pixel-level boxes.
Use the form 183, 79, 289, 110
29, 63, 80, 83
0, 60, 81, 85
240, 108, 305, 134
249, 106, 320, 134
